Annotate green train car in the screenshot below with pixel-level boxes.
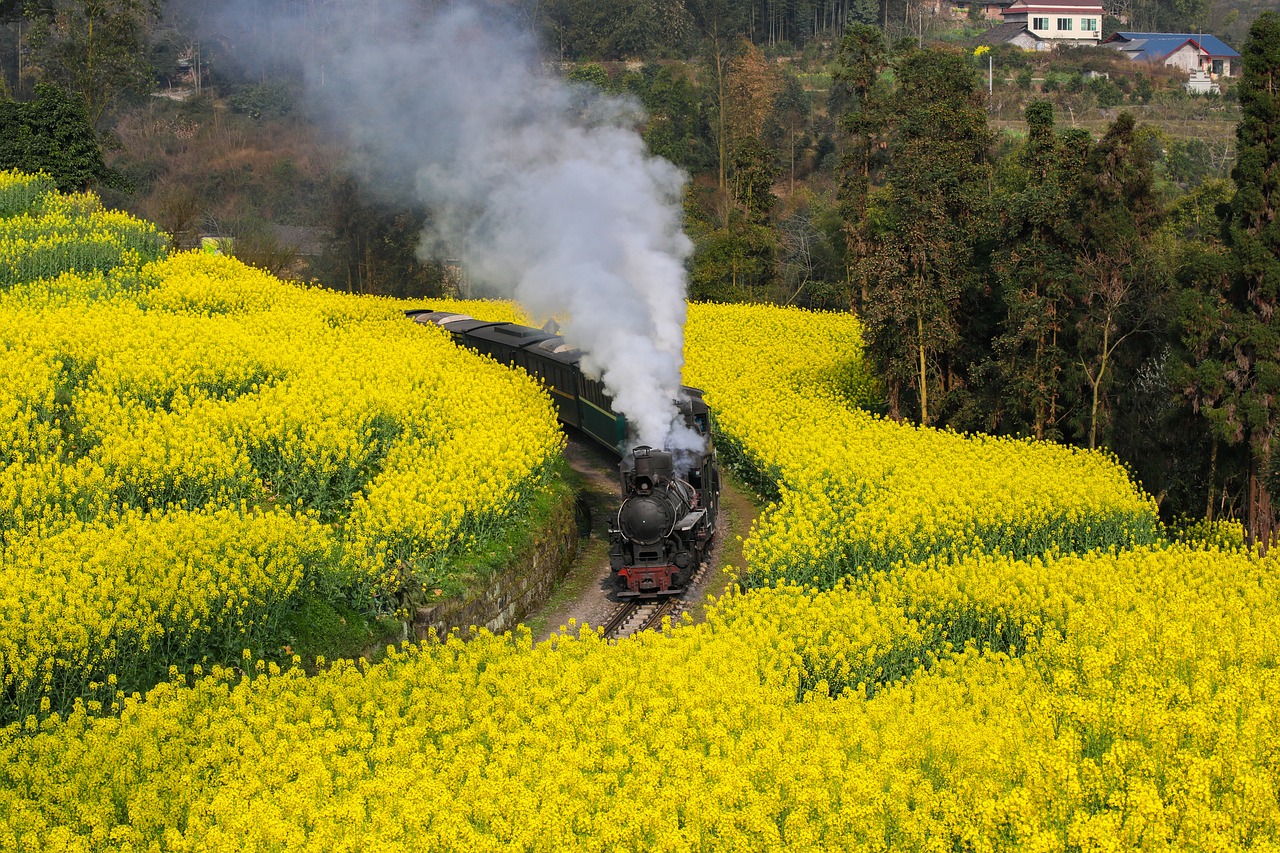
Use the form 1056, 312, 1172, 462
408, 310, 628, 452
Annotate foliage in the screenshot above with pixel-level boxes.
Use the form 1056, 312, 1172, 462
856, 45, 993, 426
684, 302, 1158, 588
0, 85, 121, 192
1174, 12, 1280, 546
228, 82, 293, 120
20, 0, 160, 129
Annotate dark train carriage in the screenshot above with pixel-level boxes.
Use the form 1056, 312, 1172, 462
409, 310, 628, 452
517, 336, 587, 431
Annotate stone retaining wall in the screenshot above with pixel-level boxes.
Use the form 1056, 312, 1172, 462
413, 487, 578, 640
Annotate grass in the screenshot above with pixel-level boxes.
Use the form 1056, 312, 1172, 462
276, 592, 404, 670
520, 451, 615, 640
441, 459, 577, 599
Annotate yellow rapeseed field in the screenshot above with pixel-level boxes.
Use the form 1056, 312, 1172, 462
0, 181, 563, 721
3, 544, 1279, 850
684, 302, 1160, 586
3, 173, 1278, 851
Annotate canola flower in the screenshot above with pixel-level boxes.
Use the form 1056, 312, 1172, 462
0, 171, 55, 217
0, 181, 165, 287
683, 302, 1160, 587
7, 173, 1280, 851
3, 544, 1279, 850
0, 182, 563, 720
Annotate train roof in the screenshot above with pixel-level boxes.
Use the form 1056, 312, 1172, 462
465, 322, 557, 349
409, 311, 497, 335
408, 311, 710, 402
410, 310, 585, 367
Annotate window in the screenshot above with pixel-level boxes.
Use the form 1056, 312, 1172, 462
1057, 17, 1072, 29
1032, 16, 1049, 28
1082, 17, 1098, 31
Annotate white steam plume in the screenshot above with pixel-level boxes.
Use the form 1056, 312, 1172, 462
298, 2, 698, 451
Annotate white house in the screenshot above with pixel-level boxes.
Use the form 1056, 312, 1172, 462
992, 0, 1105, 49
1104, 33, 1241, 78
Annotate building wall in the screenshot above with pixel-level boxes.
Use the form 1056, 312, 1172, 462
1025, 13, 1102, 42
1164, 43, 1204, 73
1009, 30, 1044, 50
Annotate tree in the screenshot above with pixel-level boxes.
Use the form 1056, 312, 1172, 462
723, 40, 779, 222
0, 83, 118, 190
1198, 11, 1280, 548
688, 218, 778, 302
630, 62, 711, 173
1069, 113, 1164, 450
857, 46, 993, 426
686, 0, 747, 226
21, 0, 159, 129
769, 72, 812, 194
322, 177, 446, 298
832, 23, 888, 311
989, 101, 1077, 440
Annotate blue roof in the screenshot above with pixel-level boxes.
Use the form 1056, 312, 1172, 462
1110, 32, 1240, 59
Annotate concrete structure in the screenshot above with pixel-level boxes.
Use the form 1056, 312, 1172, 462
1104, 32, 1241, 78
1185, 69, 1221, 94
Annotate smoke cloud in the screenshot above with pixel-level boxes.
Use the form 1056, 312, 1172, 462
221, 1, 699, 450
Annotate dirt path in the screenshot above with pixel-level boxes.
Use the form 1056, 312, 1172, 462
523, 436, 762, 641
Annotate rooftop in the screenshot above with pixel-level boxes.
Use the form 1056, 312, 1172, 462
1106, 32, 1241, 59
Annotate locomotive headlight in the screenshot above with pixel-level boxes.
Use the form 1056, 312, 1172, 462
674, 550, 693, 569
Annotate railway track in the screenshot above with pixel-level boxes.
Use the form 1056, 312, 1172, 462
600, 558, 713, 641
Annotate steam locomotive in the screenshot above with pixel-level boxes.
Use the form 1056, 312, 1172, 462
408, 309, 719, 598
610, 406, 719, 597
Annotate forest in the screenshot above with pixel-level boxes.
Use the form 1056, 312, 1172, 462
0, 0, 1277, 539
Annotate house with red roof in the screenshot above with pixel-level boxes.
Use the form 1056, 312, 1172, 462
977, 0, 1104, 50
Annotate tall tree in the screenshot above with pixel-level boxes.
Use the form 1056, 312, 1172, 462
990, 101, 1077, 440
833, 24, 888, 311
687, 0, 747, 227
21, 0, 159, 129
1206, 12, 1280, 548
724, 38, 779, 223
856, 47, 992, 425
1069, 112, 1164, 450
768, 72, 812, 194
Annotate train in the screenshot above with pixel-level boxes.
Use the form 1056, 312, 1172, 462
408, 309, 719, 598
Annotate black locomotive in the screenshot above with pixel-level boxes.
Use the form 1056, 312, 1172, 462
409, 308, 719, 597
610, 394, 719, 597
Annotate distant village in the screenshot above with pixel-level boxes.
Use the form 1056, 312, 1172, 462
955, 0, 1240, 93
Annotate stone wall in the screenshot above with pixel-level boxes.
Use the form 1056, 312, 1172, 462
413, 487, 578, 640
